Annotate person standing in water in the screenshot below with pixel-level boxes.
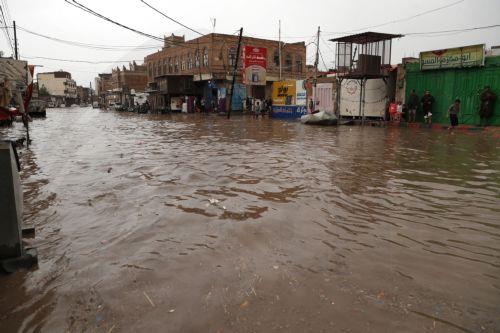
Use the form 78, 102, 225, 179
479, 86, 497, 126
447, 99, 461, 128
421, 90, 435, 125
407, 89, 419, 123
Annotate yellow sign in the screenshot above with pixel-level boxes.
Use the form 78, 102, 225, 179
420, 44, 485, 70
272, 80, 296, 106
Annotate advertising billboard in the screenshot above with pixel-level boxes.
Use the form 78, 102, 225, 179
296, 80, 307, 106
420, 44, 485, 71
272, 80, 296, 106
243, 46, 267, 86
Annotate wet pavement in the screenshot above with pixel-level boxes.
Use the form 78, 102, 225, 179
0, 107, 499, 332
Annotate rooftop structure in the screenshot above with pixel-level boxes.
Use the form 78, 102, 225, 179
330, 32, 403, 78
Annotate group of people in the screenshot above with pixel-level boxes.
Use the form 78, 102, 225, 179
243, 97, 272, 118
393, 86, 497, 128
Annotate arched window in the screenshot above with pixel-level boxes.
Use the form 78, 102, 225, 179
228, 47, 237, 67
295, 55, 302, 73
181, 56, 186, 71
203, 48, 209, 67
273, 50, 280, 67
195, 50, 200, 68
163, 59, 167, 74
174, 57, 179, 72
285, 54, 292, 72
168, 57, 172, 73
187, 53, 192, 69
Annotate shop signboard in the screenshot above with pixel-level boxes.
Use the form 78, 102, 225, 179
271, 105, 307, 119
242, 46, 267, 86
272, 80, 296, 106
420, 44, 485, 71
296, 80, 307, 106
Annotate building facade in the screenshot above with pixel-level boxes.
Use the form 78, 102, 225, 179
76, 86, 92, 104
405, 54, 500, 126
37, 71, 77, 105
111, 61, 148, 92
95, 73, 112, 106
144, 33, 307, 112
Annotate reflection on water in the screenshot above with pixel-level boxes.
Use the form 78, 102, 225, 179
0, 108, 499, 332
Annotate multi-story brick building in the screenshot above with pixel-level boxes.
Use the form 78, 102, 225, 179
76, 86, 91, 104
111, 61, 148, 92
95, 73, 112, 106
144, 33, 307, 112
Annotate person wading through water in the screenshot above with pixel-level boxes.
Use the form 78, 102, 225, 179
407, 89, 419, 123
447, 99, 461, 129
421, 90, 435, 125
479, 86, 497, 126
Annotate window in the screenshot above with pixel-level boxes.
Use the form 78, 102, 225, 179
273, 50, 280, 67
195, 50, 200, 68
285, 54, 292, 72
295, 55, 302, 73
163, 59, 167, 74
157, 61, 161, 76
203, 48, 209, 67
168, 57, 172, 73
181, 56, 186, 71
228, 47, 237, 67
187, 53, 192, 69
174, 57, 179, 72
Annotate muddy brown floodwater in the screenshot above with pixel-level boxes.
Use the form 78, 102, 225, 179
0, 108, 499, 333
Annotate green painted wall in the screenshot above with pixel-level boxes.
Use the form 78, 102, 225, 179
405, 56, 500, 126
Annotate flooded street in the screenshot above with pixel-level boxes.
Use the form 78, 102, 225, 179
1, 107, 499, 332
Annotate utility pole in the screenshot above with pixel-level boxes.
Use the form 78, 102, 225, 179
13, 21, 18, 60
227, 27, 243, 119
278, 20, 282, 81
313, 26, 320, 111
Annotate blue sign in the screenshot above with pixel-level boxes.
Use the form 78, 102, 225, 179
271, 105, 307, 119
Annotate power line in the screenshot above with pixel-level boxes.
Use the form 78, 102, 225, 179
323, 24, 500, 41
0, 4, 14, 53
318, 47, 329, 71
139, 0, 203, 36
405, 24, 500, 36
64, 0, 204, 51
16, 25, 163, 51
65, 0, 163, 41
0, 0, 11, 26
323, 0, 466, 35
22, 55, 144, 64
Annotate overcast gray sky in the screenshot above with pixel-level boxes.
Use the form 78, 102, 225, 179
1, 0, 499, 87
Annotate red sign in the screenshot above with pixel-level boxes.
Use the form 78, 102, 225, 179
242, 46, 267, 86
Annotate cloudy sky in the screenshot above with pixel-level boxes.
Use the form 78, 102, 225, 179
1, 0, 499, 87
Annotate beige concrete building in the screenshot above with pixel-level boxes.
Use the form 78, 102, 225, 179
37, 71, 77, 104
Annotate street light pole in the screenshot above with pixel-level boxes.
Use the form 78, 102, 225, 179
13, 21, 18, 60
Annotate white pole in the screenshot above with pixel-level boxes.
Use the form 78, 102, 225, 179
313, 26, 320, 112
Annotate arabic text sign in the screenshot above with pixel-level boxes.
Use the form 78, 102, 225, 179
296, 80, 307, 106
243, 46, 267, 86
272, 80, 296, 106
420, 44, 485, 71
